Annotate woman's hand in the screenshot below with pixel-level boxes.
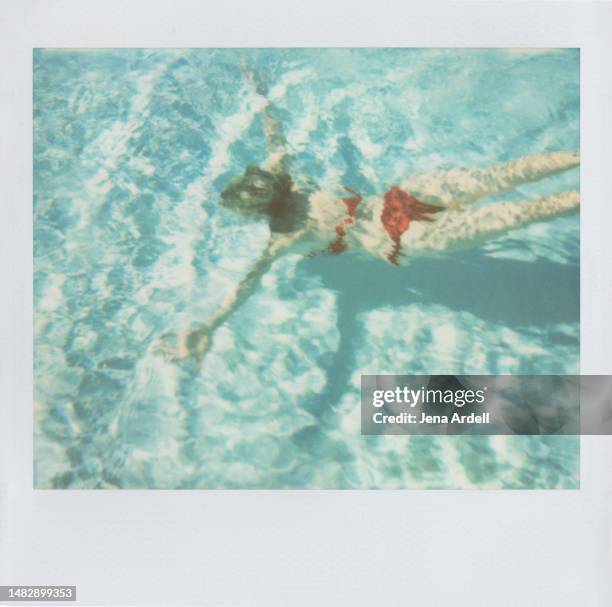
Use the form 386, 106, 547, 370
154, 324, 212, 364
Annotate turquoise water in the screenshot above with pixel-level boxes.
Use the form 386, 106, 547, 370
34, 49, 580, 489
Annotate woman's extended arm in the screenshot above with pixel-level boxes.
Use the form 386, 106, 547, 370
165, 232, 302, 364
184, 242, 278, 360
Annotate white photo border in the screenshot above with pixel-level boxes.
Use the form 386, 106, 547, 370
1, 2, 611, 605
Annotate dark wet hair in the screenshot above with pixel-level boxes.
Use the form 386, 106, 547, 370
220, 166, 306, 233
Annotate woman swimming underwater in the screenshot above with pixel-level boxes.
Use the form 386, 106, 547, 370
158, 72, 580, 363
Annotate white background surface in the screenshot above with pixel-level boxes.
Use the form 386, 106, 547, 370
1, 1, 612, 605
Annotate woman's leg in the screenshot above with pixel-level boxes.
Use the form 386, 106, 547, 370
400, 150, 580, 209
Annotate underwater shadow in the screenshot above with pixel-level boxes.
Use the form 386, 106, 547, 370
288, 247, 578, 418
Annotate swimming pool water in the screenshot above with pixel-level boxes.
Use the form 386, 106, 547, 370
33, 48, 580, 489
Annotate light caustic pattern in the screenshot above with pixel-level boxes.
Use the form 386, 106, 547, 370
34, 49, 580, 489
